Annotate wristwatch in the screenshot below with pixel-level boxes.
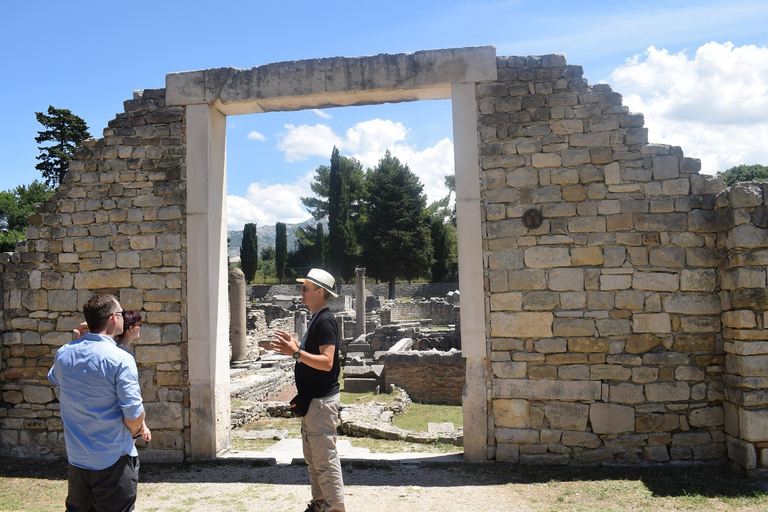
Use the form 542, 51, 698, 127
293, 348, 301, 360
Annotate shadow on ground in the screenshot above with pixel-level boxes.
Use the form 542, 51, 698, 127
2, 457, 765, 499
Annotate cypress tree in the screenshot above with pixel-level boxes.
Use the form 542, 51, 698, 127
275, 222, 287, 284
240, 223, 258, 283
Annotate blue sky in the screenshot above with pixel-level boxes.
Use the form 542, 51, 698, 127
2, 0, 767, 229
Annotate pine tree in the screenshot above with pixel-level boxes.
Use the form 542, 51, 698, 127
362, 151, 433, 298
240, 223, 258, 283
35, 106, 91, 186
275, 222, 287, 284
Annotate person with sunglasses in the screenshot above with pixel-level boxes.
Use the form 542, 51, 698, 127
271, 268, 345, 512
48, 294, 147, 511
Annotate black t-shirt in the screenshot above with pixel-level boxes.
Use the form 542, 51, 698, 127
294, 307, 340, 399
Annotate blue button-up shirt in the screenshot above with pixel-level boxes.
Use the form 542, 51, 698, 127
48, 333, 144, 470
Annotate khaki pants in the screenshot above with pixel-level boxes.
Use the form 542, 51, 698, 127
301, 394, 345, 512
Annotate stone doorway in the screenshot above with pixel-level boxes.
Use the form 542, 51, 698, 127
167, 47, 497, 458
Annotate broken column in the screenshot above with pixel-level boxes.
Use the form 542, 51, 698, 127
229, 268, 247, 363
355, 267, 366, 337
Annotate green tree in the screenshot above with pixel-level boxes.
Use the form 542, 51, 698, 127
275, 222, 287, 284
314, 222, 325, 267
427, 175, 458, 282
718, 164, 768, 186
35, 106, 91, 186
361, 151, 434, 298
240, 223, 258, 283
0, 180, 54, 252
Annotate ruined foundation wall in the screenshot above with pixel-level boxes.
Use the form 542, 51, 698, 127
382, 351, 464, 405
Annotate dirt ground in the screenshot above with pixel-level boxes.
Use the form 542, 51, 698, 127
2, 457, 767, 512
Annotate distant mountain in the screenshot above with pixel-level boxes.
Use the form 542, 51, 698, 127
228, 218, 321, 259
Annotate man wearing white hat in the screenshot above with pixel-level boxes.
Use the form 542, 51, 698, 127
271, 268, 345, 512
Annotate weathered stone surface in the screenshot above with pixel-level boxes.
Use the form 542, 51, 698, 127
524, 247, 570, 267
645, 382, 690, 402
491, 312, 553, 337
544, 402, 589, 430
493, 379, 602, 400
688, 407, 724, 428
590, 403, 635, 434
491, 361, 527, 379
633, 314, 671, 333
494, 399, 530, 428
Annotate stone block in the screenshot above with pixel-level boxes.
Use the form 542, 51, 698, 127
489, 292, 523, 311
727, 435, 757, 469
626, 334, 660, 354
544, 402, 589, 430
723, 310, 757, 329
554, 319, 595, 337
534, 338, 567, 354
643, 445, 670, 462
561, 431, 601, 448
571, 246, 603, 266
495, 443, 520, 463
524, 247, 570, 268
494, 399, 530, 428
609, 383, 645, 404
590, 365, 631, 381
490, 312, 553, 338
135, 345, 182, 364
636, 413, 679, 432
496, 428, 539, 444
22, 385, 55, 404
491, 361, 527, 379
633, 314, 671, 333
558, 364, 589, 380
688, 407, 724, 428
493, 379, 602, 400
600, 274, 632, 290
633, 272, 679, 292
652, 155, 679, 179
590, 403, 634, 434
645, 382, 690, 402
144, 402, 184, 430
548, 268, 583, 291
568, 216, 606, 233
508, 269, 547, 290
74, 269, 132, 289
739, 409, 768, 442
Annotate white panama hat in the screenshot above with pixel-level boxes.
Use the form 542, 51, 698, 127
297, 268, 339, 297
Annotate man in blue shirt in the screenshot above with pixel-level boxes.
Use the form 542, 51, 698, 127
48, 293, 146, 512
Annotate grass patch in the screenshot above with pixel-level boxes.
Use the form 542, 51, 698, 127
392, 402, 462, 431
339, 391, 397, 405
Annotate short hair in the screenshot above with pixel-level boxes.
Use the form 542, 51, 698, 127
83, 294, 118, 332
320, 288, 330, 301
123, 310, 142, 330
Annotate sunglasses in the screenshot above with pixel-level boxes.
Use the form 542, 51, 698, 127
300, 285, 316, 292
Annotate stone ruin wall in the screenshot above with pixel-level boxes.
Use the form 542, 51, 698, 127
0, 49, 766, 471
382, 351, 465, 406
480, 54, 765, 470
0, 89, 189, 462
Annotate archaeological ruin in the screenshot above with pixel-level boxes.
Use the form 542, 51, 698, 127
1, 46, 767, 474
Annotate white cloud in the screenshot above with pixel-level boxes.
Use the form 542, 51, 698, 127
610, 42, 768, 173
313, 109, 332, 119
247, 130, 266, 141
226, 174, 313, 230
277, 124, 343, 162
276, 119, 454, 204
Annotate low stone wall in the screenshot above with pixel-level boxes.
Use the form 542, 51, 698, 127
381, 299, 458, 326
382, 350, 465, 405
249, 283, 459, 301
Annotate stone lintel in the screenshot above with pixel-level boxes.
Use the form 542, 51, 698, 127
166, 46, 498, 113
